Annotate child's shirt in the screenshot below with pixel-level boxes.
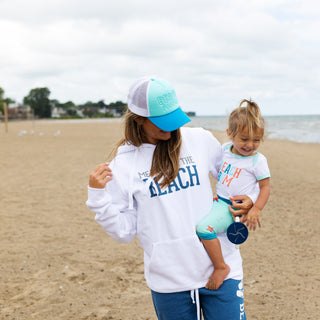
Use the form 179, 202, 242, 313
216, 143, 270, 202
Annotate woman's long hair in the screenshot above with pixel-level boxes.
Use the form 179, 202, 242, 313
110, 110, 182, 189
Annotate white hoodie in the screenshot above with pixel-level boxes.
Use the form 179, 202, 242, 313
86, 127, 243, 293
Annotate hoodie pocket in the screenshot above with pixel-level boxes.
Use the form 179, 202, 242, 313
147, 235, 212, 292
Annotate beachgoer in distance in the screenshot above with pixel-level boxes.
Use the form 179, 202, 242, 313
86, 77, 253, 319
196, 100, 271, 290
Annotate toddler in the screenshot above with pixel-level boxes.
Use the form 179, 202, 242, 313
196, 99, 270, 290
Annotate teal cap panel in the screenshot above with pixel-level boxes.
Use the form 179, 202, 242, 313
147, 79, 179, 117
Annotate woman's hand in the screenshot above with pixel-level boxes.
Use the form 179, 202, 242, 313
228, 195, 253, 223
89, 163, 113, 189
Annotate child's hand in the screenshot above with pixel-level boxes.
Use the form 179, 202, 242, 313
89, 163, 113, 189
246, 206, 261, 231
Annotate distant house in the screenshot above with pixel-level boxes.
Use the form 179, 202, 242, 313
52, 106, 83, 118
7, 103, 33, 120
98, 101, 122, 117
106, 108, 122, 117
52, 106, 67, 118
82, 106, 100, 118
73, 108, 84, 118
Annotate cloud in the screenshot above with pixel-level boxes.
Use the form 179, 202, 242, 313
0, 0, 319, 115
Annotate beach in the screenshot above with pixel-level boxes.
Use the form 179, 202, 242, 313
1, 120, 319, 320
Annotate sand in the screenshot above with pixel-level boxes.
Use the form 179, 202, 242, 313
0, 119, 319, 320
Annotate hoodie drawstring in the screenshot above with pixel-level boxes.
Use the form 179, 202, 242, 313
128, 148, 139, 210
190, 289, 200, 320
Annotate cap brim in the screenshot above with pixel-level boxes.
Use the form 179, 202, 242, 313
148, 107, 191, 131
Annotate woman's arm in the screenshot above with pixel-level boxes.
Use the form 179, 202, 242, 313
228, 195, 253, 222
86, 163, 137, 243
89, 163, 113, 188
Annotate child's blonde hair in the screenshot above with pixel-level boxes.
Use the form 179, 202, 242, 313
228, 99, 265, 139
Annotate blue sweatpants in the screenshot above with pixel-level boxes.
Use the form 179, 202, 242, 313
151, 279, 246, 320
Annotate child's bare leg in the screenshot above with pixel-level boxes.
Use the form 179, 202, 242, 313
201, 238, 230, 290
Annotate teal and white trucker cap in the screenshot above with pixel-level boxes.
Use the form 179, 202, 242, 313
127, 77, 191, 131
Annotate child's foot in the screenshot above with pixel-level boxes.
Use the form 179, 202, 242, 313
205, 264, 230, 290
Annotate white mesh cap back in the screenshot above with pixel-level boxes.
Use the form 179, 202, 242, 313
127, 77, 151, 117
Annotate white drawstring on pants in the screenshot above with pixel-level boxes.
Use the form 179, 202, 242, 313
190, 289, 200, 320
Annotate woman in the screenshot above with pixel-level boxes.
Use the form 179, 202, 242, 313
86, 77, 252, 319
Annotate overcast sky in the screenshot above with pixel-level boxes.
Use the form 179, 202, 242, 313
1, 0, 319, 115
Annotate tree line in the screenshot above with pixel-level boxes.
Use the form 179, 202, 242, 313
0, 87, 127, 119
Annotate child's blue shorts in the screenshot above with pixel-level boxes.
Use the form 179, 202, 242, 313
196, 197, 234, 240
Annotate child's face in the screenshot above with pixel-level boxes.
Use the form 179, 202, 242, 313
228, 127, 263, 157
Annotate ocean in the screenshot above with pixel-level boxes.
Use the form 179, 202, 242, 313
186, 115, 320, 144
45, 114, 320, 144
